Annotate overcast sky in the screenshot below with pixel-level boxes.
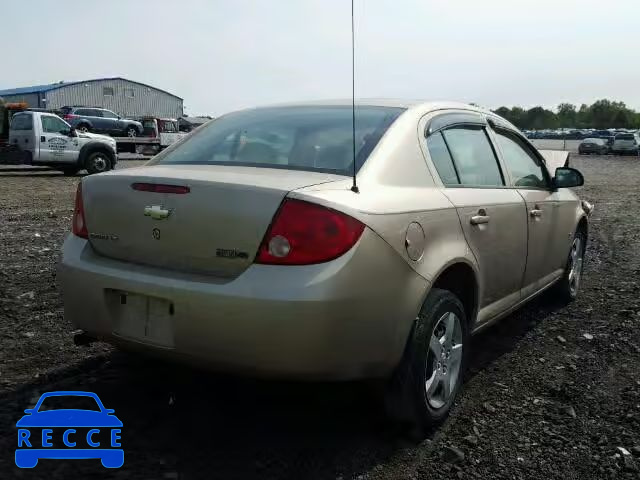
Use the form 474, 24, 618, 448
2, 0, 639, 115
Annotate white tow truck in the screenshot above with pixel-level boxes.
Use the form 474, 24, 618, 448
0, 110, 117, 175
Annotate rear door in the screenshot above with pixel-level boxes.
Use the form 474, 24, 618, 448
425, 115, 527, 320
100, 109, 121, 134
490, 127, 565, 296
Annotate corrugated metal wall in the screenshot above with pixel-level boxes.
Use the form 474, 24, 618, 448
0, 93, 40, 107
45, 79, 183, 118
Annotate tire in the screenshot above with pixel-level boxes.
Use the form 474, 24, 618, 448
61, 168, 79, 176
385, 288, 469, 433
85, 151, 112, 175
553, 229, 586, 303
77, 124, 90, 133
126, 126, 138, 138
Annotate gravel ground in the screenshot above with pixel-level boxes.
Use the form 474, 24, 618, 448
0, 156, 638, 479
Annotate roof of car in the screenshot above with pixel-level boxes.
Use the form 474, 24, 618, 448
264, 99, 486, 111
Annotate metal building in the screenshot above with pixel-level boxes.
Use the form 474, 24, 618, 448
0, 77, 183, 118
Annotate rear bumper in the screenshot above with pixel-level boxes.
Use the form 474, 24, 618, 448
59, 230, 427, 380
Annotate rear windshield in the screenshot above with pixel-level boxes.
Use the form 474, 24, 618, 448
583, 138, 603, 144
151, 106, 405, 174
60, 106, 73, 115
615, 133, 635, 140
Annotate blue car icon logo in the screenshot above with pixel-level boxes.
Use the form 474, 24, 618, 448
15, 391, 123, 468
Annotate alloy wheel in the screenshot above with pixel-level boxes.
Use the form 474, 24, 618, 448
568, 236, 584, 296
425, 311, 463, 409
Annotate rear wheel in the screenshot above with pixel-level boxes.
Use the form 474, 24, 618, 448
85, 151, 112, 175
126, 126, 138, 138
77, 124, 90, 133
385, 288, 468, 433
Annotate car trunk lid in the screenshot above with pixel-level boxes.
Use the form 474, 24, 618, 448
82, 164, 345, 277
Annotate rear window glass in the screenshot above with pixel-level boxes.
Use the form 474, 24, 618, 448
151, 106, 405, 175
442, 127, 504, 187
426, 132, 459, 185
583, 138, 603, 144
615, 133, 635, 140
10, 113, 33, 131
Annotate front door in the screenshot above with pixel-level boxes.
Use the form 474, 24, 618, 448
491, 128, 564, 296
425, 123, 528, 321
38, 115, 80, 164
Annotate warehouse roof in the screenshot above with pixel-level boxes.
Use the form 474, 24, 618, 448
0, 77, 183, 100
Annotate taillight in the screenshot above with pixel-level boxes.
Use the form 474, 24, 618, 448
72, 183, 88, 238
256, 199, 365, 265
63, 114, 77, 120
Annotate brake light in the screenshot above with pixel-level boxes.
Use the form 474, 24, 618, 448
132, 183, 190, 194
256, 199, 365, 265
63, 114, 77, 120
72, 183, 88, 238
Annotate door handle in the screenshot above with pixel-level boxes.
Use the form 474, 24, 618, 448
530, 208, 543, 217
470, 209, 490, 225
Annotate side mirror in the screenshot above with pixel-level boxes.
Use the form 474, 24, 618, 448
104, 409, 115, 414
68, 127, 78, 137
24, 408, 34, 414
553, 167, 584, 189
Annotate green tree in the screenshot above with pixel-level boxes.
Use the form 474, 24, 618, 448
557, 103, 577, 127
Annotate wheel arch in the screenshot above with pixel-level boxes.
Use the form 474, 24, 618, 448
429, 260, 479, 326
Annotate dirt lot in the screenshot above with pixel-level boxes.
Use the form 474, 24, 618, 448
0, 156, 639, 479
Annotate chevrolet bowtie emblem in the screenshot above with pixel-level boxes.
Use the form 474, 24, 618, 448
144, 205, 172, 220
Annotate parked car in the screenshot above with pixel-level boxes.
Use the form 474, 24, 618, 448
611, 132, 640, 155
59, 101, 590, 432
5, 111, 116, 174
61, 107, 143, 137
578, 137, 609, 155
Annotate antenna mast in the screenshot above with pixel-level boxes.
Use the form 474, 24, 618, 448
350, 0, 359, 193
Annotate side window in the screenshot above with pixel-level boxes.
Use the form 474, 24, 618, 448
41, 116, 69, 134
442, 127, 504, 187
89, 109, 103, 117
101, 110, 118, 119
495, 131, 549, 188
426, 132, 459, 185
160, 121, 177, 132
10, 113, 33, 131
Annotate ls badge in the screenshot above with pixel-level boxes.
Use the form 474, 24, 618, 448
152, 228, 161, 240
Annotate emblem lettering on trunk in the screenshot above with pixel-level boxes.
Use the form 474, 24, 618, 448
89, 233, 119, 241
144, 205, 172, 220
216, 248, 249, 259
152, 228, 161, 240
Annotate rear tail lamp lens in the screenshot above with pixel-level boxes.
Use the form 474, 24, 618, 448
256, 199, 365, 265
72, 183, 88, 238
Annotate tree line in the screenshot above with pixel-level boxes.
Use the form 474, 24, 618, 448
492, 100, 640, 130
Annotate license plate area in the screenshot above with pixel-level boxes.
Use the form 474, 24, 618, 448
106, 290, 175, 348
